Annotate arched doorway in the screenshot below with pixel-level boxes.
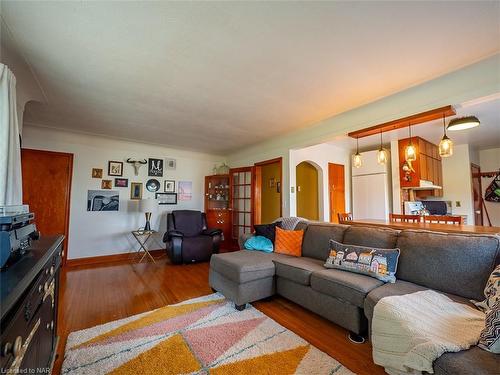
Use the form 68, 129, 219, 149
296, 161, 320, 220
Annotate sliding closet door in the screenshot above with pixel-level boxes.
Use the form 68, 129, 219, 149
230, 167, 254, 241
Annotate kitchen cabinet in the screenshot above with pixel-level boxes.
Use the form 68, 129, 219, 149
398, 136, 443, 197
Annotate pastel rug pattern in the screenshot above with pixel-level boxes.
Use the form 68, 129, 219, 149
62, 293, 353, 374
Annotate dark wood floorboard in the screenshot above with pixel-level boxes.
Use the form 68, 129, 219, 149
53, 257, 385, 375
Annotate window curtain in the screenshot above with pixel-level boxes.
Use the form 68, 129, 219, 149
0, 63, 22, 206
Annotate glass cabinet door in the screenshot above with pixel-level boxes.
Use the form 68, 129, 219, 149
230, 168, 253, 240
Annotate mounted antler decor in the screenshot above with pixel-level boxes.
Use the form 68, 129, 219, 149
126, 158, 147, 176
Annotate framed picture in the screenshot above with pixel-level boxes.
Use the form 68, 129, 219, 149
108, 161, 123, 176
114, 178, 128, 188
164, 180, 175, 193
101, 179, 112, 189
130, 182, 143, 200
87, 190, 119, 211
155, 192, 177, 205
148, 158, 163, 177
92, 168, 103, 178
165, 158, 176, 170
146, 178, 161, 192
178, 181, 192, 201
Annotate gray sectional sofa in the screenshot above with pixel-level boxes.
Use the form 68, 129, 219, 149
209, 221, 500, 374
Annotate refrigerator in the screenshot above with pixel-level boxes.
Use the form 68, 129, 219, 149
352, 150, 392, 220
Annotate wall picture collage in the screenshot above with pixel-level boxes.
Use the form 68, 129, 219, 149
88, 158, 192, 211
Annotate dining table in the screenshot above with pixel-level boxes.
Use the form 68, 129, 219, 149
340, 218, 500, 235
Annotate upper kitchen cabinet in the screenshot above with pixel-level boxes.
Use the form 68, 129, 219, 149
398, 136, 443, 197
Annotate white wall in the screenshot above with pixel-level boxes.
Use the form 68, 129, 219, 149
479, 148, 500, 226
289, 143, 351, 221
22, 126, 224, 259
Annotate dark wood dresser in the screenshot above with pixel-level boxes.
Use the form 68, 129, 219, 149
1, 235, 64, 373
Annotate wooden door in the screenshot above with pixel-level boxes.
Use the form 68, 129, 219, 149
471, 163, 483, 226
329, 163, 345, 223
254, 157, 282, 225
21, 149, 73, 265
230, 167, 254, 243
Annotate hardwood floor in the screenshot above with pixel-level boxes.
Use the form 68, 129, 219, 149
54, 257, 385, 375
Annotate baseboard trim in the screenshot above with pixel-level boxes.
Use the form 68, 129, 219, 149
66, 249, 165, 267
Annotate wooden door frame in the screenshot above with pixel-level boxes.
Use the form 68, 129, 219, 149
22, 148, 73, 267
229, 166, 255, 243
254, 157, 282, 225
328, 163, 345, 223
470, 163, 483, 226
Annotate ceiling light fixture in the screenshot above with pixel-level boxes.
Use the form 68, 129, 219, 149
353, 137, 362, 168
447, 115, 480, 131
439, 113, 453, 157
377, 130, 388, 165
404, 122, 417, 162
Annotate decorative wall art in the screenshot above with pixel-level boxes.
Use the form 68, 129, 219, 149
146, 179, 161, 192
178, 181, 192, 201
130, 182, 143, 200
155, 192, 177, 205
164, 180, 175, 193
101, 180, 112, 189
114, 178, 128, 188
148, 158, 163, 177
165, 158, 176, 170
87, 190, 119, 211
108, 161, 123, 176
126, 158, 147, 176
92, 168, 103, 178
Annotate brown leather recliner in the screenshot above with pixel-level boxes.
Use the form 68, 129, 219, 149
163, 210, 222, 264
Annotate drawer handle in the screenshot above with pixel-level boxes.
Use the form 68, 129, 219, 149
50, 266, 55, 276
12, 336, 22, 358
38, 284, 43, 293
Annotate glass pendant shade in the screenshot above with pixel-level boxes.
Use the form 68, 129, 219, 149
405, 143, 417, 162
377, 148, 388, 165
353, 152, 362, 168
438, 135, 453, 157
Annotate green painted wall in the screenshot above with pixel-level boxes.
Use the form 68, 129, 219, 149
227, 54, 500, 217
260, 162, 281, 223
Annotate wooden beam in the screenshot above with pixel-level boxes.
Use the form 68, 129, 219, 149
348, 105, 456, 139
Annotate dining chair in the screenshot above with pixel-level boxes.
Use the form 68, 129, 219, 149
423, 215, 463, 225
337, 212, 353, 222
389, 213, 421, 223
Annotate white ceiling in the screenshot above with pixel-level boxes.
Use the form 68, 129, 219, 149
327, 95, 500, 152
1, 1, 499, 154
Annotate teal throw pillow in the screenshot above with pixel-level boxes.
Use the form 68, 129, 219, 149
244, 235, 274, 253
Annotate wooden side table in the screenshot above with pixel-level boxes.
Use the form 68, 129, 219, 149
131, 230, 157, 263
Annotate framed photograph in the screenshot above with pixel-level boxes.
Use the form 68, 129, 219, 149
164, 180, 175, 193
87, 190, 119, 211
108, 161, 123, 176
165, 158, 176, 170
156, 192, 177, 205
114, 178, 128, 188
130, 182, 143, 200
178, 181, 192, 201
101, 179, 112, 189
148, 158, 163, 177
92, 168, 103, 178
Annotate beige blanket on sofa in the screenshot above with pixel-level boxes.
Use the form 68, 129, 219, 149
372, 290, 485, 375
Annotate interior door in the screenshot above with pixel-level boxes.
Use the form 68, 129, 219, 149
471, 163, 483, 226
21, 149, 73, 265
230, 167, 254, 242
329, 163, 345, 223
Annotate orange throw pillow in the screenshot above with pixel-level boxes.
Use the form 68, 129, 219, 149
274, 226, 304, 257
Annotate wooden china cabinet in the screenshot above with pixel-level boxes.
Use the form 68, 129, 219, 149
205, 175, 232, 248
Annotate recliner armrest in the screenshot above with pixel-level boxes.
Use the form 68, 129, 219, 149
163, 230, 184, 243
202, 228, 223, 236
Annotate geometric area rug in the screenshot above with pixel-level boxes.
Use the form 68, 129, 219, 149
62, 293, 354, 374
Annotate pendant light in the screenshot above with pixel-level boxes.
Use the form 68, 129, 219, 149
353, 137, 362, 168
404, 122, 417, 162
439, 113, 453, 157
377, 130, 388, 165
447, 115, 480, 131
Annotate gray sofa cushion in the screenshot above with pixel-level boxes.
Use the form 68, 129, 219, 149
301, 223, 349, 260
433, 346, 500, 375
396, 230, 500, 301
343, 225, 399, 249
210, 250, 287, 283
311, 269, 384, 307
273, 256, 325, 285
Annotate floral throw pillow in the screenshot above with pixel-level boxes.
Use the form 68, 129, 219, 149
478, 299, 500, 353
474, 264, 500, 312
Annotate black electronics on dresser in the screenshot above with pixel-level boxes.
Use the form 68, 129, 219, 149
0, 235, 64, 373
